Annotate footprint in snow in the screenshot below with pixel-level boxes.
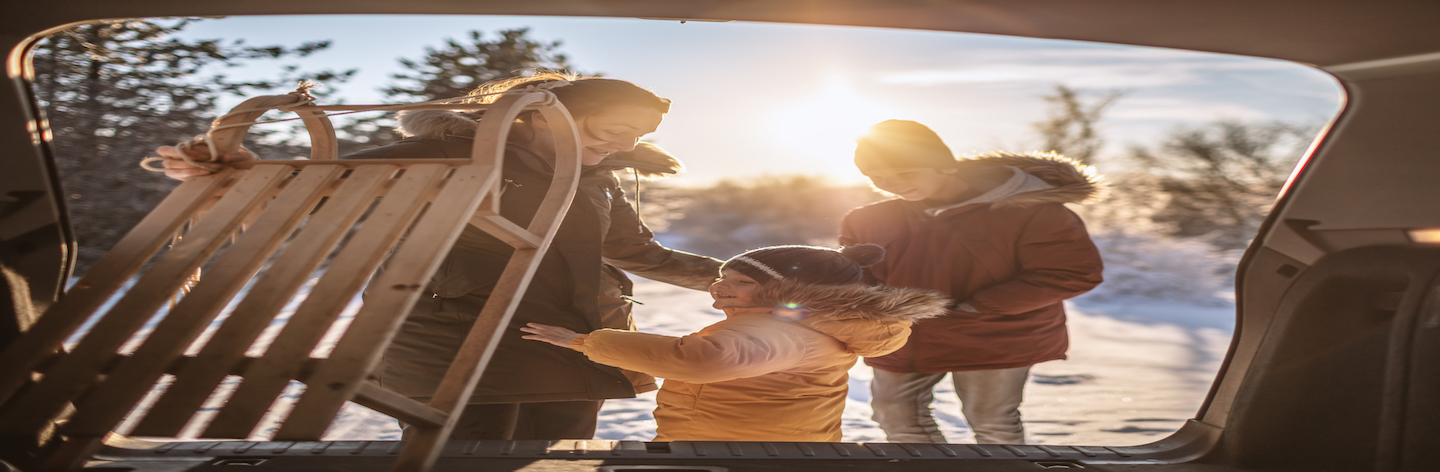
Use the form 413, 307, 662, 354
1030, 374, 1097, 385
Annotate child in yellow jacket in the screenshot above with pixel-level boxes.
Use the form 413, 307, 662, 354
522, 244, 947, 442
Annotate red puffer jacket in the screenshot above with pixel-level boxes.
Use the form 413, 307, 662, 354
841, 153, 1105, 373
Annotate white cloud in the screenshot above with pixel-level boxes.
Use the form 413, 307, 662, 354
878, 47, 1307, 89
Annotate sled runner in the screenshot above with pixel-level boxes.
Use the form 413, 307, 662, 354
0, 87, 582, 472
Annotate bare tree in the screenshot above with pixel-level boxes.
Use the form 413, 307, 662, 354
1131, 120, 1316, 249
336, 28, 579, 152
1032, 84, 1123, 164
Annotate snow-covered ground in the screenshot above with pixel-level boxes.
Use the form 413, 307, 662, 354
318, 278, 1234, 446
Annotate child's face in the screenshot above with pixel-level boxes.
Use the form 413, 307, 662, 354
861, 166, 959, 202
709, 269, 762, 309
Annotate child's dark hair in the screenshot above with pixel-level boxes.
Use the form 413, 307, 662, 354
722, 244, 886, 286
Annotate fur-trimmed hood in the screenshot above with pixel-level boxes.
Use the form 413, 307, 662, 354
394, 109, 684, 179
939, 151, 1107, 211
751, 280, 948, 356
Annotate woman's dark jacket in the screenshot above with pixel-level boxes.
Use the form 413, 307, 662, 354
355, 110, 722, 404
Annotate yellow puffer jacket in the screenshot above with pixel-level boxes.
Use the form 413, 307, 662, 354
570, 280, 947, 442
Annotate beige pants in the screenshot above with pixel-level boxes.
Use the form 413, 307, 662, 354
869, 366, 1031, 444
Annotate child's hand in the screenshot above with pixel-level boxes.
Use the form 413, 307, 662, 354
520, 323, 581, 349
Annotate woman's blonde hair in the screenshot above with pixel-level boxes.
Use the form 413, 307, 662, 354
467, 69, 671, 118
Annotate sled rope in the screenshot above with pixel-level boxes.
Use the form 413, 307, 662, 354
140, 80, 570, 173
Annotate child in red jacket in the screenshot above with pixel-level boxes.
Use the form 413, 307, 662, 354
842, 120, 1105, 444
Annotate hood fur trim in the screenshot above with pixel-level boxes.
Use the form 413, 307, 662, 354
395, 109, 480, 139
595, 142, 684, 180
751, 280, 949, 323
394, 110, 683, 179
958, 151, 1108, 207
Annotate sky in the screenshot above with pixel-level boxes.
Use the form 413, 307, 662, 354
177, 15, 1344, 186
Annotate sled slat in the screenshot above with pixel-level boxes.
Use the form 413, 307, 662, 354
0, 173, 231, 407
272, 164, 499, 440
202, 164, 460, 439
229, 158, 467, 169
287, 103, 493, 113
131, 164, 398, 437
63, 165, 345, 438
468, 213, 541, 249
0, 165, 291, 436
352, 381, 444, 428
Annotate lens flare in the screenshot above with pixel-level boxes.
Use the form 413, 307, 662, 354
775, 302, 806, 320
767, 78, 899, 181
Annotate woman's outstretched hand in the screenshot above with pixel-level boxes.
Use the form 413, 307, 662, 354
151, 144, 257, 181
520, 323, 581, 349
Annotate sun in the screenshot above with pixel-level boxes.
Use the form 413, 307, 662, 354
766, 79, 899, 180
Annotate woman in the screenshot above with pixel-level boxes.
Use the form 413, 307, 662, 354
154, 72, 723, 440
522, 244, 948, 442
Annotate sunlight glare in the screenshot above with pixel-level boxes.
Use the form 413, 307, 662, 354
767, 79, 899, 181
1410, 228, 1440, 244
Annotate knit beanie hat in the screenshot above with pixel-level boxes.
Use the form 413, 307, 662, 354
853, 120, 960, 172
722, 244, 886, 286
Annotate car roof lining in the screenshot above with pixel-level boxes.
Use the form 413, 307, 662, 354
4, 0, 1440, 67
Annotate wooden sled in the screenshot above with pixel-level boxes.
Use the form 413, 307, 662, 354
0, 89, 582, 472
